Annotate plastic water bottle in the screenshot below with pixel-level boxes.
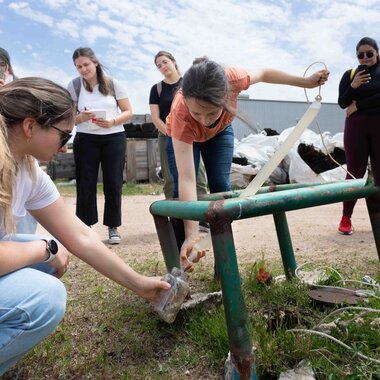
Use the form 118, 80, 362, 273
153, 269, 190, 323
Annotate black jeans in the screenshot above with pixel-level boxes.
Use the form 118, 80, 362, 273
73, 132, 126, 227
165, 125, 234, 251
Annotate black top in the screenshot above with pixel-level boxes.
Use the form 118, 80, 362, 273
149, 79, 182, 122
338, 62, 380, 115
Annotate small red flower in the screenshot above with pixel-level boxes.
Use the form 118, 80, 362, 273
256, 267, 272, 284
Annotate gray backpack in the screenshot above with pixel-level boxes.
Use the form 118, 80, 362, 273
156, 81, 162, 98
72, 76, 116, 108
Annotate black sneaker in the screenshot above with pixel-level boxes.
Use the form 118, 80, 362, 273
108, 227, 121, 244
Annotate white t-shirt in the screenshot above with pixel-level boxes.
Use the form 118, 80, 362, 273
0, 160, 60, 238
67, 77, 128, 135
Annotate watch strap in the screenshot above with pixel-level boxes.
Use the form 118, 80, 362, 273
42, 239, 57, 263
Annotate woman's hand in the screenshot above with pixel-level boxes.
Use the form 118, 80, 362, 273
351, 70, 371, 89
94, 118, 116, 129
76, 110, 94, 124
49, 243, 71, 279
346, 101, 357, 117
306, 69, 330, 88
180, 235, 207, 272
135, 276, 172, 302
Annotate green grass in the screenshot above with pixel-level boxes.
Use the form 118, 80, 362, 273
55, 180, 164, 197
4, 257, 379, 380
4, 181, 380, 379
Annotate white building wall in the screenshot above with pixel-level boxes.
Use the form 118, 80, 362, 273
234, 98, 346, 140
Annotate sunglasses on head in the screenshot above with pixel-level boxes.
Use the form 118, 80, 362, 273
357, 51, 375, 59
50, 125, 72, 148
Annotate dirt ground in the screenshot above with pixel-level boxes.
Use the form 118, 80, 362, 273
40, 194, 380, 275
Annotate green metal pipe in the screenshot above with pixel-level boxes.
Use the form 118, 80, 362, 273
199, 181, 324, 201
273, 212, 297, 279
367, 211, 380, 261
210, 221, 256, 379
150, 179, 378, 223
152, 214, 180, 271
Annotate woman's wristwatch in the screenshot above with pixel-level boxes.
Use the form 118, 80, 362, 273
42, 239, 59, 263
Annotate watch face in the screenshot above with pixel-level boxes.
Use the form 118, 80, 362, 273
49, 239, 59, 254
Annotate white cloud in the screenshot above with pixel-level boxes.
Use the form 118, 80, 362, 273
83, 25, 113, 45
4, 0, 380, 113
42, 0, 72, 9
8, 2, 54, 26
55, 19, 80, 39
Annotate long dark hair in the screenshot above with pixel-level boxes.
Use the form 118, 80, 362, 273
356, 37, 380, 63
182, 57, 229, 108
182, 57, 258, 132
72, 47, 114, 95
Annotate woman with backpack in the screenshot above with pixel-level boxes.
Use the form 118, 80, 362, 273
67, 47, 132, 244
149, 51, 208, 201
149, 51, 210, 248
337, 37, 380, 235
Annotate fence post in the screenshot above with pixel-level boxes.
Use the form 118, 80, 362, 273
147, 139, 158, 183
126, 139, 136, 181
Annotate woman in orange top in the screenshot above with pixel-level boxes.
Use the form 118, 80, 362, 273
165, 57, 329, 269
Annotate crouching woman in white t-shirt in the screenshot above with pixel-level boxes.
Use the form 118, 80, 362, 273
0, 77, 170, 376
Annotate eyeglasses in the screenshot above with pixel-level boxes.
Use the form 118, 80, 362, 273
357, 51, 375, 59
0, 62, 8, 69
50, 125, 72, 148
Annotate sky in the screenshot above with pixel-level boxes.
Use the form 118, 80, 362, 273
1, 0, 379, 114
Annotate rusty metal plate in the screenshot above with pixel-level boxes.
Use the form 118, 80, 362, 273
308, 288, 360, 305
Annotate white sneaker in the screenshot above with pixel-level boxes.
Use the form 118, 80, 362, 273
108, 227, 121, 244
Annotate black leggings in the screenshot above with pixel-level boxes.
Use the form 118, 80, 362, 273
343, 113, 380, 216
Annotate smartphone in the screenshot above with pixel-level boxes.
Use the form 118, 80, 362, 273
90, 109, 107, 119
358, 64, 369, 74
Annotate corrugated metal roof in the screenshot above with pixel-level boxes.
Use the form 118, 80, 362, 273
234, 98, 346, 140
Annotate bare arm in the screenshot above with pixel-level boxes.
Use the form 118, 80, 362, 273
94, 98, 133, 129
149, 104, 167, 135
114, 98, 133, 124
1, 198, 170, 301
248, 68, 329, 88
172, 138, 204, 268
0, 239, 68, 278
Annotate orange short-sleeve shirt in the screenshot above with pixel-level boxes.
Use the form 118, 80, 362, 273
166, 67, 250, 144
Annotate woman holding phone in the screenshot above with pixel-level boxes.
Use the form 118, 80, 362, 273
337, 36, 380, 235
67, 47, 132, 244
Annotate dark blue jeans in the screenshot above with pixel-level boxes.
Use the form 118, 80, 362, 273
166, 125, 234, 249
166, 124, 234, 198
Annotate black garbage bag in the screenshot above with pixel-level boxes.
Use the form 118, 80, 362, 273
298, 143, 346, 174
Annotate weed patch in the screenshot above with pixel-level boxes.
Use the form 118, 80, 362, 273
4, 257, 379, 379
